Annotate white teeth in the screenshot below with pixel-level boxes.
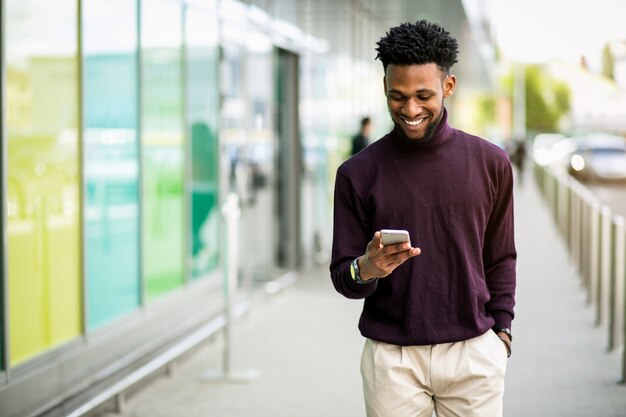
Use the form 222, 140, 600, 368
403, 118, 424, 126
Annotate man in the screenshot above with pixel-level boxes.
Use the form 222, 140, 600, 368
329, 20, 516, 417
351, 116, 372, 156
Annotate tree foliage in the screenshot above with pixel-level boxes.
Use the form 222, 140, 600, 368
502, 64, 571, 134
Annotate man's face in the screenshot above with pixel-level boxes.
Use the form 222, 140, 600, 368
384, 63, 456, 141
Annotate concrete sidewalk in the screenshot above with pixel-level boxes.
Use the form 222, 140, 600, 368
86, 172, 626, 417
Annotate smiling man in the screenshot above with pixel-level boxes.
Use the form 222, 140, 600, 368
330, 20, 517, 417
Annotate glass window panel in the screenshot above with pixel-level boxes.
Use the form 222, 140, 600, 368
141, 0, 185, 298
185, 4, 220, 279
6, 0, 81, 366
83, 0, 141, 329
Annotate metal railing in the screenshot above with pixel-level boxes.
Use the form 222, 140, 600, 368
533, 163, 626, 384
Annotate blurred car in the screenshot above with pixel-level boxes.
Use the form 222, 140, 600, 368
565, 133, 626, 183
532, 133, 567, 166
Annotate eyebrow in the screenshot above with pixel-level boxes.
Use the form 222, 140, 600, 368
387, 88, 435, 95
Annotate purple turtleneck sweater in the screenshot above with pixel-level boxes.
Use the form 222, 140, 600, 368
330, 110, 516, 346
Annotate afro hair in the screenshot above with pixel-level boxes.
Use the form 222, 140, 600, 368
375, 20, 459, 74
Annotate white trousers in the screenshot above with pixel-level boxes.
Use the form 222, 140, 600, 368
360, 330, 508, 417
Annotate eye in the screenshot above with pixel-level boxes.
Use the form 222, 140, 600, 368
388, 93, 406, 101
417, 95, 432, 101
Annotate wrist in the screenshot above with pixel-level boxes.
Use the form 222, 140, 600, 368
356, 257, 377, 282
494, 326, 512, 341
350, 257, 376, 284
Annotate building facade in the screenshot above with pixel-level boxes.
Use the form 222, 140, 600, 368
0, 0, 496, 415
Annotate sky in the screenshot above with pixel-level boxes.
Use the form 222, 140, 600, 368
488, 0, 626, 69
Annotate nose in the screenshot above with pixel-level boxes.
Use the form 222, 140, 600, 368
403, 97, 423, 117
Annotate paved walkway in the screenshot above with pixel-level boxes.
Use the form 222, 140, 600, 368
86, 170, 626, 417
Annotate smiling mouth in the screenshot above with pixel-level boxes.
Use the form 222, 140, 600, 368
401, 117, 426, 126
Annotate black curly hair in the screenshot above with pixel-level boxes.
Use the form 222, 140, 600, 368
375, 20, 459, 74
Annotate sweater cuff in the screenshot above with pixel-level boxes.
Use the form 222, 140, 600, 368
491, 310, 513, 331
345, 261, 378, 295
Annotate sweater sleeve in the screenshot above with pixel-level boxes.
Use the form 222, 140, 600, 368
483, 159, 517, 330
329, 168, 378, 299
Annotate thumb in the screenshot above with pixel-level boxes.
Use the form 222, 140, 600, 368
373, 231, 383, 248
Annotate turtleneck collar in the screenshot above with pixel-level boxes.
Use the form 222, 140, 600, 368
389, 107, 452, 152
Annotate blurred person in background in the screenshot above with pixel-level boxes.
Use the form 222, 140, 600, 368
511, 139, 527, 184
330, 20, 516, 417
351, 116, 373, 156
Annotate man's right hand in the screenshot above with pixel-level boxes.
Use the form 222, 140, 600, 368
358, 231, 421, 281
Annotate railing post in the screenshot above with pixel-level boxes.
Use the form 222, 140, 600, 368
577, 187, 586, 275
609, 216, 625, 352
545, 167, 556, 215
581, 190, 598, 298
549, 169, 558, 213
580, 190, 589, 288
557, 175, 569, 237
597, 205, 612, 326
569, 182, 581, 270
588, 198, 601, 305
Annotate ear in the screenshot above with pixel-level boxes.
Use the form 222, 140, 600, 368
443, 74, 456, 98
382, 75, 388, 96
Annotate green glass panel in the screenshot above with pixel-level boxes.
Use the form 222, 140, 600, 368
141, 0, 185, 299
185, 5, 220, 279
6, 0, 81, 366
83, 0, 141, 329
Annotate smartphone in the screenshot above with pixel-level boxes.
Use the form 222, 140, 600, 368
380, 229, 411, 246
